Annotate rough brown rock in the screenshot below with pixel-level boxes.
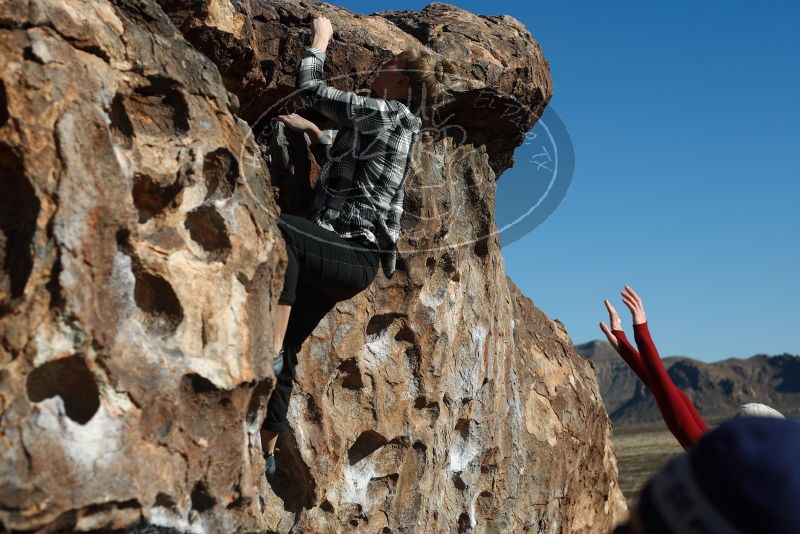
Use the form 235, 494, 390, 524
0, 0, 284, 531
158, 0, 552, 176
0, 0, 625, 532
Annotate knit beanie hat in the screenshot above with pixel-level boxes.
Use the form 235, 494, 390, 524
736, 402, 784, 419
637, 416, 800, 534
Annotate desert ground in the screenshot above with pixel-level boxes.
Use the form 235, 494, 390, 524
611, 423, 683, 506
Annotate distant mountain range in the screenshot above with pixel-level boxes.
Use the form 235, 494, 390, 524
576, 340, 800, 426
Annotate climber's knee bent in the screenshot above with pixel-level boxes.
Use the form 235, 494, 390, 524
264, 215, 381, 432
275, 212, 380, 305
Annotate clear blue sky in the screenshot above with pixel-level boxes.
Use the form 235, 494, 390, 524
334, 1, 799, 362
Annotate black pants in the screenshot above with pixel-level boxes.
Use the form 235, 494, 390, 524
262, 213, 381, 432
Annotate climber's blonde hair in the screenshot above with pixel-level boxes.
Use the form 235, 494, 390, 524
395, 48, 457, 114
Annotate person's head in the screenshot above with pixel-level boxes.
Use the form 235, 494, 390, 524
614, 416, 800, 534
736, 402, 784, 419
369, 48, 456, 113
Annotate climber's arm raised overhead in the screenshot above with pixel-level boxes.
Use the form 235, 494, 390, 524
296, 16, 403, 133
601, 299, 708, 436
621, 286, 708, 448
600, 299, 648, 384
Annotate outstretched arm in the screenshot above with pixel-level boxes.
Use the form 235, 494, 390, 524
602, 321, 685, 441
297, 17, 404, 133
605, 324, 706, 433
621, 286, 708, 448
600, 300, 649, 384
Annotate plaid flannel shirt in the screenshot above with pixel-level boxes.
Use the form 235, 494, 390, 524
297, 46, 422, 279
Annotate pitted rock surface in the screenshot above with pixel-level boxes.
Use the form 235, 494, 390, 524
0, 0, 625, 532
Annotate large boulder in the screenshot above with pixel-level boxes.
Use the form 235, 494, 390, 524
0, 0, 284, 531
0, 0, 625, 532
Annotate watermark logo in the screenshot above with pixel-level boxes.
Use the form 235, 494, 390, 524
495, 104, 574, 249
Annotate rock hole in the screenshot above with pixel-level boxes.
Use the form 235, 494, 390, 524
186, 373, 219, 394
80, 499, 140, 526
305, 394, 324, 423
338, 358, 364, 390
132, 173, 181, 223
126, 77, 190, 137
320, 500, 334, 513
184, 206, 231, 261
116, 228, 132, 251
394, 255, 408, 273
412, 441, 427, 451
452, 473, 466, 490
480, 447, 499, 474
425, 256, 436, 269
154, 493, 176, 509
394, 324, 415, 344
260, 60, 276, 86
108, 93, 133, 148
26, 355, 100, 424
45, 248, 64, 310
348, 430, 388, 465
201, 315, 208, 347
473, 237, 489, 258
203, 148, 239, 201
0, 80, 8, 128
457, 512, 472, 533
441, 251, 457, 274
388, 435, 410, 447
0, 143, 39, 307
421, 400, 439, 417
190, 480, 216, 512
365, 313, 404, 336
455, 418, 472, 439
133, 267, 183, 335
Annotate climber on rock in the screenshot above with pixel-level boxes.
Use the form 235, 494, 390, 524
259, 15, 455, 477
599, 285, 783, 450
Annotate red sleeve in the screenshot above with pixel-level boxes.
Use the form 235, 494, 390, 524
633, 322, 707, 449
677, 388, 709, 434
610, 329, 649, 386
612, 329, 706, 433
